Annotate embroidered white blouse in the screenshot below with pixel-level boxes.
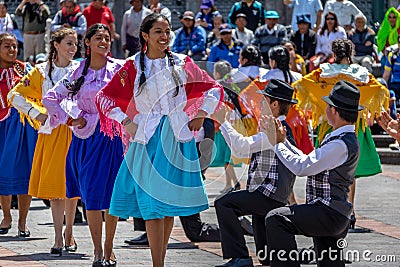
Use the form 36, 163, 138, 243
107, 53, 221, 144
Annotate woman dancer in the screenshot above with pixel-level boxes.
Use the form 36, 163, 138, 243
8, 28, 79, 256
96, 13, 223, 267
43, 24, 124, 267
0, 32, 36, 237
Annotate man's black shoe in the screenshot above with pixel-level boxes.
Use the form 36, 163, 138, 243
124, 233, 149, 245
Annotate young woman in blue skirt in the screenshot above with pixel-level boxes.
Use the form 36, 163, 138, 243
43, 24, 124, 267
96, 13, 223, 267
0, 32, 36, 238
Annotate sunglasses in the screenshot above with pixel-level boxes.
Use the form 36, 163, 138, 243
220, 31, 232, 35
326, 17, 335, 21
389, 16, 397, 19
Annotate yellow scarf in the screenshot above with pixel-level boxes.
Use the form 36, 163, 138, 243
293, 64, 389, 143
8, 66, 46, 130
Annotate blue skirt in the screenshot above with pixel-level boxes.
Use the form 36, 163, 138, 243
109, 116, 209, 220
66, 123, 123, 210
0, 108, 37, 195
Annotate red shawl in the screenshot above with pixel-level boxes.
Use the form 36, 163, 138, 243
95, 54, 224, 141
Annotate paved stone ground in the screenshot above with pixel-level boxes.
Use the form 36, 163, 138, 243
0, 164, 399, 267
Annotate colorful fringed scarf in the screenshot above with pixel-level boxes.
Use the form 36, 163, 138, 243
0, 60, 27, 121
293, 63, 389, 144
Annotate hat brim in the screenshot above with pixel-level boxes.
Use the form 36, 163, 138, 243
322, 96, 364, 111
200, 5, 210, 9
257, 90, 298, 104
183, 16, 194, 20
265, 16, 279, 19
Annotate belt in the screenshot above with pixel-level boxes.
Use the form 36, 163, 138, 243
24, 30, 45, 35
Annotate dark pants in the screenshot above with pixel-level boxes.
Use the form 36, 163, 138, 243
214, 189, 284, 265
265, 202, 350, 267
126, 34, 141, 57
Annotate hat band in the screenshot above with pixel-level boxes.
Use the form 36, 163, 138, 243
330, 93, 359, 110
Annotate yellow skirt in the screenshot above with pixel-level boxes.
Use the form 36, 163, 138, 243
28, 125, 72, 199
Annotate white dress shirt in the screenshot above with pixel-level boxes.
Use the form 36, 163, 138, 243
218, 116, 289, 159
274, 124, 355, 176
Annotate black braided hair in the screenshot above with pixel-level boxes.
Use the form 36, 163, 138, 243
68, 23, 111, 98
269, 45, 293, 84
137, 13, 182, 96
240, 44, 263, 67
48, 28, 77, 86
332, 38, 354, 64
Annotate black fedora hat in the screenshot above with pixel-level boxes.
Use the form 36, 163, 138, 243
257, 79, 298, 104
322, 81, 364, 111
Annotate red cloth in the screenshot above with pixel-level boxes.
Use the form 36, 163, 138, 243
82, 3, 114, 28
0, 60, 26, 121
286, 105, 314, 154
95, 54, 224, 140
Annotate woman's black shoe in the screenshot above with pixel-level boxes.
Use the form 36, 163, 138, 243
104, 259, 117, 266
18, 229, 30, 237
92, 259, 104, 267
65, 240, 78, 252
233, 182, 241, 191
50, 247, 62, 257
0, 222, 11, 235
349, 214, 356, 229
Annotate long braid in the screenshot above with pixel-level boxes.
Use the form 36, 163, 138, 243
47, 45, 56, 86
165, 49, 182, 97
137, 49, 146, 96
68, 53, 91, 99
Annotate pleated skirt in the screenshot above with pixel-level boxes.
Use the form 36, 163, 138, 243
109, 116, 209, 220
66, 123, 123, 210
0, 108, 37, 195
28, 125, 72, 199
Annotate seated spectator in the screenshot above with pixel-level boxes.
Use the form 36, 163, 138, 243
383, 38, 400, 100
283, 0, 323, 32
290, 14, 317, 63
284, 41, 306, 75
121, 0, 151, 57
50, 0, 86, 58
231, 44, 267, 83
228, 0, 265, 32
172, 11, 207, 60
321, 0, 363, 31
207, 23, 243, 73
252, 10, 288, 67
348, 13, 375, 73
376, 7, 400, 72
147, 0, 171, 22
0, 1, 14, 34
206, 14, 223, 52
310, 11, 346, 71
232, 13, 254, 47
195, 0, 220, 33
